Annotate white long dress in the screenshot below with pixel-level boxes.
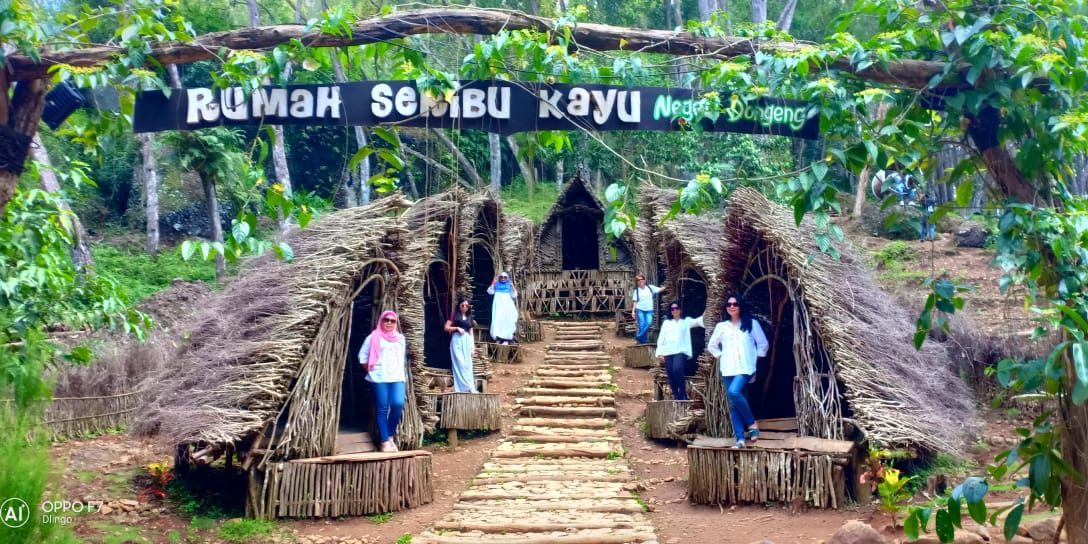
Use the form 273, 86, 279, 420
487, 285, 518, 341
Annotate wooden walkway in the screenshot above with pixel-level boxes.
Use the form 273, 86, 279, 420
416, 321, 659, 543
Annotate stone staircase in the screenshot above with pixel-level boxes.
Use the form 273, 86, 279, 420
416, 321, 658, 543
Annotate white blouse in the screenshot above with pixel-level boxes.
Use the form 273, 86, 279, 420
359, 335, 407, 383
707, 320, 769, 377
654, 316, 705, 358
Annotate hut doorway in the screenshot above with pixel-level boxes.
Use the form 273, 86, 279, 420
423, 261, 453, 370
469, 242, 495, 327
743, 274, 799, 421
341, 279, 382, 435
678, 269, 708, 368
561, 210, 600, 270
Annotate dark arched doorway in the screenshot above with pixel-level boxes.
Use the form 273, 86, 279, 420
423, 261, 453, 370
562, 210, 600, 270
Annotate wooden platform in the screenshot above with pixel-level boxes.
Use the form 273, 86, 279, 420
686, 423, 854, 509
268, 450, 433, 518
478, 341, 521, 363
333, 431, 375, 455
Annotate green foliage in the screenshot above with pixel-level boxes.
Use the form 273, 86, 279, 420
871, 241, 914, 268
396, 534, 413, 544
92, 244, 220, 303
500, 180, 559, 223
218, 519, 278, 543
0, 408, 56, 544
367, 512, 393, 524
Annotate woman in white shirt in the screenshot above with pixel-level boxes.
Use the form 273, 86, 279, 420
654, 301, 705, 401
630, 274, 662, 344
359, 310, 408, 452
707, 295, 769, 448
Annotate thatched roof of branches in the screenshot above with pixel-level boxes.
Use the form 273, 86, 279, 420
135, 196, 438, 455
637, 185, 727, 311
725, 187, 977, 454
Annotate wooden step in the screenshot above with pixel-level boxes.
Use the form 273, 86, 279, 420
515, 417, 613, 429
517, 406, 618, 418
517, 396, 615, 407
519, 388, 613, 397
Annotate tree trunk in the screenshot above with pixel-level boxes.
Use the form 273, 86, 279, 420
506, 134, 536, 189
489, 132, 502, 192
664, 0, 672, 29
0, 77, 46, 213
32, 134, 94, 271
247, 0, 293, 227
201, 175, 226, 280
137, 133, 160, 256
966, 108, 1042, 204
752, 0, 768, 26
556, 158, 565, 191
854, 166, 872, 218
5, 9, 961, 92
329, 50, 368, 205
431, 128, 483, 188
698, 0, 711, 21
1061, 340, 1088, 542
776, 0, 798, 31
672, 0, 683, 31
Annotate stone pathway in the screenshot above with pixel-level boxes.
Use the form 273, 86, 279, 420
416, 321, 658, 543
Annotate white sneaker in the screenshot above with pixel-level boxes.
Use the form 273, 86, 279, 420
380, 439, 397, 452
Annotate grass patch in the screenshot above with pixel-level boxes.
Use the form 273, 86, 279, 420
396, 534, 413, 544
92, 244, 223, 304
76, 470, 97, 483
871, 240, 915, 268
188, 517, 217, 531
89, 521, 150, 544
218, 519, 278, 543
500, 180, 559, 224
367, 512, 394, 524
422, 429, 449, 447
633, 493, 650, 512
167, 529, 182, 543
901, 452, 977, 494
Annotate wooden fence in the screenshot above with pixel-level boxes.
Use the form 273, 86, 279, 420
4, 391, 142, 440
521, 270, 633, 316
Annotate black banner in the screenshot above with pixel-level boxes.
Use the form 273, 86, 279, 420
133, 80, 819, 139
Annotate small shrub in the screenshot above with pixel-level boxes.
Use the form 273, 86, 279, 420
871, 241, 914, 268
218, 519, 277, 543
396, 534, 413, 544
367, 512, 393, 524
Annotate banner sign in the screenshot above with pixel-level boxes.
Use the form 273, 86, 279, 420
133, 80, 819, 139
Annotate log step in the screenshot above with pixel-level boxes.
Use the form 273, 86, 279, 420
416, 529, 656, 544
519, 388, 614, 397
481, 458, 627, 471
436, 511, 641, 527
429, 520, 644, 533
527, 380, 613, 389
509, 434, 620, 444
517, 406, 618, 418
517, 396, 615, 407
449, 498, 644, 514
491, 443, 618, 459
511, 426, 616, 437
516, 417, 614, 428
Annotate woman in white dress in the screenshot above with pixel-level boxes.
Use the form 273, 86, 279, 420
707, 295, 769, 448
445, 298, 477, 393
487, 272, 518, 344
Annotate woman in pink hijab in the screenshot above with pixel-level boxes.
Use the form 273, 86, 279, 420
358, 310, 408, 452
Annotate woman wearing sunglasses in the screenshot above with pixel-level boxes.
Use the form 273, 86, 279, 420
445, 298, 477, 393
707, 295, 769, 448
654, 301, 705, 401
487, 272, 518, 345
359, 310, 408, 452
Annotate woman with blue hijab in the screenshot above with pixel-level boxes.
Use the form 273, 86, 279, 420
487, 272, 518, 344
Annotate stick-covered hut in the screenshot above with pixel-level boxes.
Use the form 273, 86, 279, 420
683, 188, 977, 508
524, 175, 636, 315
136, 196, 434, 518
702, 187, 976, 454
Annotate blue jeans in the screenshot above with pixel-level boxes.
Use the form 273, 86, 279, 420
723, 374, 755, 442
665, 353, 688, 400
635, 309, 654, 344
371, 381, 406, 442
920, 217, 935, 241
